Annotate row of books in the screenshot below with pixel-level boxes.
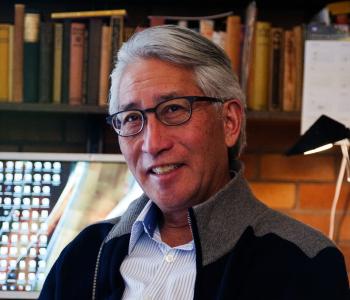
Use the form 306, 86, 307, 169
147, 1, 350, 112
0, 2, 349, 110
146, 7, 304, 112
0, 5, 126, 106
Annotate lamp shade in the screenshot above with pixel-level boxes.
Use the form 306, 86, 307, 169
286, 115, 350, 156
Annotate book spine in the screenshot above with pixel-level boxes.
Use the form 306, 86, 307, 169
268, 27, 284, 111
13, 3, 25, 103
293, 25, 304, 112
199, 19, 214, 41
69, 22, 85, 105
23, 13, 40, 103
212, 30, 226, 49
61, 20, 71, 104
0, 25, 11, 101
8, 25, 14, 102
149, 16, 165, 27
53, 23, 63, 104
248, 21, 271, 111
98, 25, 112, 106
51, 9, 126, 19
282, 30, 296, 111
110, 17, 123, 68
86, 18, 103, 105
225, 15, 241, 76
39, 22, 54, 103
82, 28, 89, 103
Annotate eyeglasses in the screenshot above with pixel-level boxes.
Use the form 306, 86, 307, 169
106, 96, 224, 137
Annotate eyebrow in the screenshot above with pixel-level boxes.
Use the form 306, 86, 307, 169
118, 92, 181, 111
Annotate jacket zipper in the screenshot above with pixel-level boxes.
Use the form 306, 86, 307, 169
92, 241, 105, 300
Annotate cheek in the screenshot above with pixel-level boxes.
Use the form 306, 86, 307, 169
119, 139, 137, 168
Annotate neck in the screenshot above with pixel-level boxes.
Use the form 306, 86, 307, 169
159, 210, 193, 247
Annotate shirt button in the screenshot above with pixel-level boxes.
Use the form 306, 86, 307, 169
165, 254, 174, 263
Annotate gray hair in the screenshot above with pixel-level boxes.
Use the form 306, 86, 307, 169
109, 24, 246, 158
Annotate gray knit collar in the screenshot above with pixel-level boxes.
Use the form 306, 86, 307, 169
105, 162, 268, 266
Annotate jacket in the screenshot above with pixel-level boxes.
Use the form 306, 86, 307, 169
39, 164, 349, 299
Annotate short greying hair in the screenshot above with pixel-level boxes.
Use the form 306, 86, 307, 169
109, 25, 246, 158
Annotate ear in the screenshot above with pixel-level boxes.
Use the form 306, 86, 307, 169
222, 99, 243, 148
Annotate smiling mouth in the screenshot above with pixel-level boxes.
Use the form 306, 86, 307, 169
151, 164, 182, 175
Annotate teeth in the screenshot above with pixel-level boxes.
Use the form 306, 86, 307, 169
152, 164, 180, 175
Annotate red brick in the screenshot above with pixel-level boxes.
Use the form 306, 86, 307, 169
260, 154, 335, 181
288, 212, 330, 236
241, 154, 258, 180
250, 182, 296, 209
338, 216, 350, 241
338, 243, 350, 276
300, 183, 350, 211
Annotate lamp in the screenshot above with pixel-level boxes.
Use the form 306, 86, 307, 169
286, 115, 350, 240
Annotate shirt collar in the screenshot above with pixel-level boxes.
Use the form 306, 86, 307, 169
128, 200, 159, 253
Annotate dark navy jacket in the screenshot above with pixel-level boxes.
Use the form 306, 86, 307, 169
39, 165, 349, 299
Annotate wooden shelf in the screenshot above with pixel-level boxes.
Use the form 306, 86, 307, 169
0, 102, 108, 114
246, 110, 300, 122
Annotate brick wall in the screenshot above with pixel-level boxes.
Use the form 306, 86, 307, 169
243, 119, 350, 278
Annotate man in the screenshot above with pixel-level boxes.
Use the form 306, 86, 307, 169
39, 25, 349, 299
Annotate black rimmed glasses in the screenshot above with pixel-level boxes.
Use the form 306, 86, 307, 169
106, 96, 224, 137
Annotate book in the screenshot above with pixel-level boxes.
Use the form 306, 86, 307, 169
248, 21, 271, 111
268, 27, 284, 111
149, 16, 165, 27
69, 22, 86, 105
124, 26, 135, 42
61, 20, 71, 104
23, 13, 40, 103
282, 30, 296, 111
53, 23, 63, 103
0, 24, 11, 101
39, 22, 54, 103
98, 25, 112, 106
225, 15, 241, 76
111, 17, 124, 67
86, 18, 103, 105
8, 25, 14, 102
51, 9, 127, 19
212, 30, 226, 49
241, 1, 257, 96
200, 19, 214, 40
12, 3, 25, 103
293, 25, 305, 112
82, 28, 89, 104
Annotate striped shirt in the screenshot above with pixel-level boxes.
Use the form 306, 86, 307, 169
120, 200, 196, 300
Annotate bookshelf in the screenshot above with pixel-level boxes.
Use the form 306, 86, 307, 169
0, 0, 336, 154
0, 102, 107, 114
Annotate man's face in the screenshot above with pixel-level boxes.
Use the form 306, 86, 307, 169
117, 58, 241, 215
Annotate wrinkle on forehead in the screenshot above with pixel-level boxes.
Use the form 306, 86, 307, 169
117, 58, 201, 110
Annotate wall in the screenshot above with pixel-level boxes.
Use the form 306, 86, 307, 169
243, 119, 350, 278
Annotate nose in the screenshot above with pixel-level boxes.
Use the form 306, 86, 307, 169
141, 114, 173, 156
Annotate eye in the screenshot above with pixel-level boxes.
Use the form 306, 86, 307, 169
164, 104, 186, 114
119, 111, 142, 126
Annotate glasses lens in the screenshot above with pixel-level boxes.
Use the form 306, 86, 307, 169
114, 111, 143, 136
157, 98, 191, 125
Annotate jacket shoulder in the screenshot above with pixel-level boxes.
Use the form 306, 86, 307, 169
253, 208, 335, 258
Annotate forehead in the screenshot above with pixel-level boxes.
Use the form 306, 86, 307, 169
117, 59, 203, 109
